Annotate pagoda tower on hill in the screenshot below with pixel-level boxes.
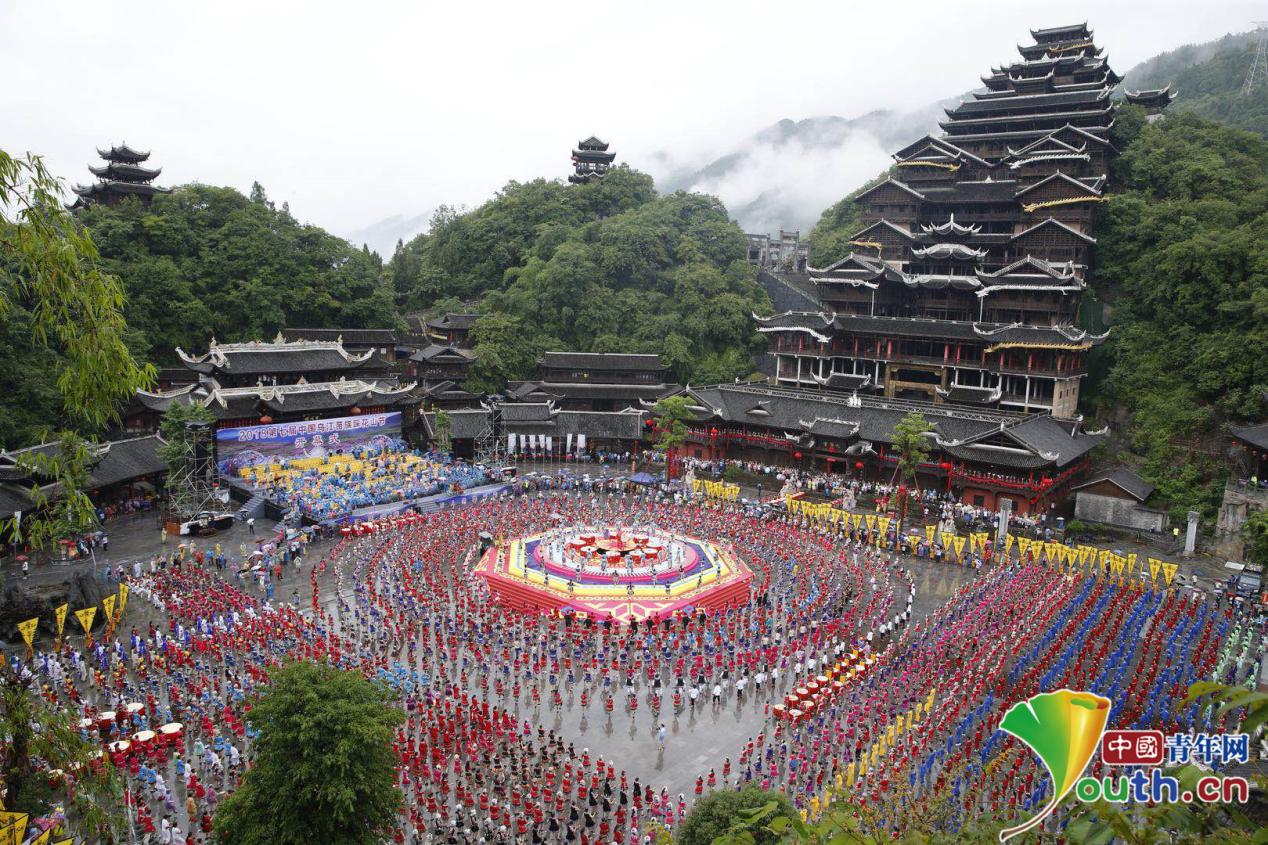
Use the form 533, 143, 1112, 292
72, 143, 170, 208
755, 23, 1172, 419
568, 136, 615, 184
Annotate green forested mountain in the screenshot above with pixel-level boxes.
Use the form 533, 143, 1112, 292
1124, 32, 1268, 136
387, 166, 770, 390
1089, 108, 1268, 518
79, 183, 403, 363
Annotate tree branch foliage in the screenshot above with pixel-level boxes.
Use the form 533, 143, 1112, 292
1, 149, 154, 547
213, 662, 403, 845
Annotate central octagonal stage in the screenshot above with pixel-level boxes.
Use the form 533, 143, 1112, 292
473, 524, 753, 622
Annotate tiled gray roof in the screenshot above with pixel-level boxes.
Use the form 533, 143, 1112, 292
1230, 422, 1268, 452
538, 352, 666, 372
682, 384, 1105, 468
1072, 467, 1155, 501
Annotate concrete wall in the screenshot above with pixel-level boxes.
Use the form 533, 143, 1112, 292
1074, 491, 1167, 532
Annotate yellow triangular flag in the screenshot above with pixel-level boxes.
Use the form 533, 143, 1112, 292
75, 607, 97, 635
16, 618, 38, 648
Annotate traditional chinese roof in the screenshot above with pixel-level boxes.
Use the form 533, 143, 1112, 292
1124, 85, 1176, 108
1072, 467, 1155, 501
97, 143, 151, 163
0, 434, 168, 518
197, 379, 417, 418
284, 328, 402, 346
538, 352, 666, 373
175, 337, 377, 375
1030, 23, 1091, 42
892, 136, 992, 167
1014, 171, 1104, 198
88, 161, 162, 182
910, 243, 989, 261
426, 313, 481, 331
679, 383, 1105, 467
756, 311, 1107, 347
1230, 422, 1268, 452
920, 214, 982, 237
807, 254, 905, 287
1011, 217, 1096, 244
936, 385, 1003, 405
853, 178, 927, 202
946, 88, 1109, 118
409, 344, 477, 363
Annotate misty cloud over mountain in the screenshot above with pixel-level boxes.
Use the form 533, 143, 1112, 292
651, 100, 956, 235
343, 210, 434, 257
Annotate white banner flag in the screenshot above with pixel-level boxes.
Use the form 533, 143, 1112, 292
507, 433, 516, 454
566, 433, 573, 454
529, 434, 538, 451
577, 433, 587, 453
545, 436, 553, 453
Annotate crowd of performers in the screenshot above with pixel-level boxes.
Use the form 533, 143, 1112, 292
243, 447, 489, 521
10, 489, 1263, 843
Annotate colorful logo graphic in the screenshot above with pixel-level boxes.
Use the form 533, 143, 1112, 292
997, 689, 1112, 842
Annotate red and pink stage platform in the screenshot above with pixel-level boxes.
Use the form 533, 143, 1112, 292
473, 525, 753, 623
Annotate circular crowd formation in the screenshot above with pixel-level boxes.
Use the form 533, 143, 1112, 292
19, 489, 1257, 845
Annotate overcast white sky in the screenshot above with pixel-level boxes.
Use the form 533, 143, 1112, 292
2, 0, 1261, 243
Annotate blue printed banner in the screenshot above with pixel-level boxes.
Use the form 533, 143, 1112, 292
216, 412, 402, 474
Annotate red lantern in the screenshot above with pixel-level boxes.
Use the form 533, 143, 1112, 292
644, 418, 654, 428
939, 461, 953, 471
793, 451, 803, 460
854, 461, 864, 470
350, 406, 363, 416
259, 415, 274, 425
710, 427, 719, 437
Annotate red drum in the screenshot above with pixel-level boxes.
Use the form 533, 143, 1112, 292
787, 708, 802, 723
80, 717, 95, 732
606, 551, 621, 564
629, 551, 644, 565
160, 722, 184, 746
125, 702, 145, 719
632, 534, 649, 546
107, 740, 131, 765
772, 704, 787, 720
816, 675, 829, 687
796, 686, 812, 702
800, 698, 817, 715
97, 711, 116, 730
832, 680, 846, 696
340, 527, 352, 537
806, 681, 820, 697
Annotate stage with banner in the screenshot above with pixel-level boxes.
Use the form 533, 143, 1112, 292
216, 412, 402, 475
